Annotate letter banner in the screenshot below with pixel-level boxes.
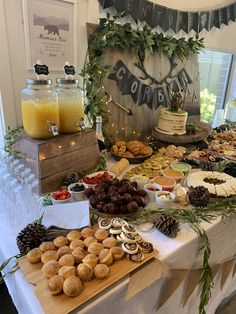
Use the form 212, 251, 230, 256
108, 60, 193, 110
99, 0, 236, 33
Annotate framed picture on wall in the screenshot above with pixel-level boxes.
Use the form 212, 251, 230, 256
22, 0, 77, 71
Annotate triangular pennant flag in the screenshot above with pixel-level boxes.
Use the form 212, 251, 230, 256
211, 264, 221, 280
219, 7, 228, 26
182, 269, 202, 307
212, 9, 220, 29
123, 0, 140, 20
156, 269, 187, 311
227, 4, 235, 23
221, 259, 235, 290
198, 11, 209, 32
150, 4, 166, 29
232, 260, 236, 277
188, 12, 199, 33
126, 259, 168, 301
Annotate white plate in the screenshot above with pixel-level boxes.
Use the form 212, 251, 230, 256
82, 171, 115, 188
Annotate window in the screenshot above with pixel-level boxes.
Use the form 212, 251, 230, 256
198, 49, 233, 124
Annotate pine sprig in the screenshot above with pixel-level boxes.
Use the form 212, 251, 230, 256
123, 202, 236, 314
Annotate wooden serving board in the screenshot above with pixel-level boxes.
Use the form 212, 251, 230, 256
19, 250, 157, 314
152, 122, 211, 144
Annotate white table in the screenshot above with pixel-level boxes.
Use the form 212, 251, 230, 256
1, 211, 236, 314
1, 156, 236, 313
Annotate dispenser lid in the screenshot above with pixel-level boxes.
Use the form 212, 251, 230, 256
25, 79, 52, 85
56, 78, 79, 84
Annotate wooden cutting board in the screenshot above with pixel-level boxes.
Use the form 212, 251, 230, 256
19, 249, 157, 314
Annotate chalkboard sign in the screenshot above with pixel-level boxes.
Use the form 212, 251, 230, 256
64, 65, 75, 76
34, 64, 49, 76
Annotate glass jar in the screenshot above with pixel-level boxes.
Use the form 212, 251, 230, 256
55, 79, 84, 133
224, 99, 236, 122
21, 79, 59, 139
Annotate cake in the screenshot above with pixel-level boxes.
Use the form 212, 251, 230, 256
156, 107, 188, 135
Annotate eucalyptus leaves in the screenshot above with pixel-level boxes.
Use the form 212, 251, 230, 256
81, 13, 204, 133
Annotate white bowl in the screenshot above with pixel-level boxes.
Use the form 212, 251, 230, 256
68, 182, 86, 201
144, 183, 162, 203
82, 171, 115, 188
130, 175, 148, 190
155, 191, 175, 207
50, 190, 72, 204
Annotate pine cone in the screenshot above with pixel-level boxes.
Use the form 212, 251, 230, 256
188, 186, 210, 207
16, 222, 46, 254
181, 157, 200, 166
62, 172, 79, 186
155, 215, 179, 238
199, 160, 216, 171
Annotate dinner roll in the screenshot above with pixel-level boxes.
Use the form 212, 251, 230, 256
63, 276, 83, 297
48, 275, 64, 295
27, 248, 42, 264
58, 254, 75, 267
42, 260, 60, 279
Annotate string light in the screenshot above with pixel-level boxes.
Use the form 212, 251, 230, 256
58, 145, 62, 149
39, 154, 46, 161
70, 141, 75, 146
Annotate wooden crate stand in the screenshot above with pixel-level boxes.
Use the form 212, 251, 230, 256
15, 129, 100, 194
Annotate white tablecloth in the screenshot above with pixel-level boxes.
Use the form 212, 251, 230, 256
1, 213, 236, 314
1, 156, 236, 313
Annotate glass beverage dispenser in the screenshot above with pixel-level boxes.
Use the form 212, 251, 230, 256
55, 78, 84, 133
21, 79, 59, 139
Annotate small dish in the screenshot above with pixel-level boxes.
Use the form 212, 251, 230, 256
51, 189, 72, 204
68, 182, 86, 201
144, 183, 162, 202
153, 176, 176, 191
171, 162, 192, 173
130, 175, 148, 190
162, 168, 184, 182
82, 171, 115, 188
155, 191, 175, 207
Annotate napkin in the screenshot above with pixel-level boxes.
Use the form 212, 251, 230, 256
42, 200, 90, 229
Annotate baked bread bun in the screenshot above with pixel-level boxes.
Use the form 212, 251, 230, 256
94, 229, 109, 242
126, 141, 141, 156
102, 237, 117, 248
63, 276, 83, 297
77, 263, 93, 282
84, 236, 98, 248
72, 248, 86, 263
42, 260, 60, 279
58, 254, 75, 267
123, 151, 134, 158
110, 246, 124, 261
99, 249, 113, 266
53, 236, 68, 248
58, 246, 72, 257
81, 227, 94, 239
139, 146, 153, 156
88, 243, 104, 256
41, 250, 59, 264
48, 275, 64, 295
70, 239, 85, 250
27, 248, 42, 264
93, 264, 110, 279
66, 230, 81, 241
39, 242, 55, 252
58, 266, 76, 279
82, 254, 98, 268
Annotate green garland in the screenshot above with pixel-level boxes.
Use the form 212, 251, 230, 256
123, 198, 236, 314
81, 12, 204, 143
4, 125, 23, 158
